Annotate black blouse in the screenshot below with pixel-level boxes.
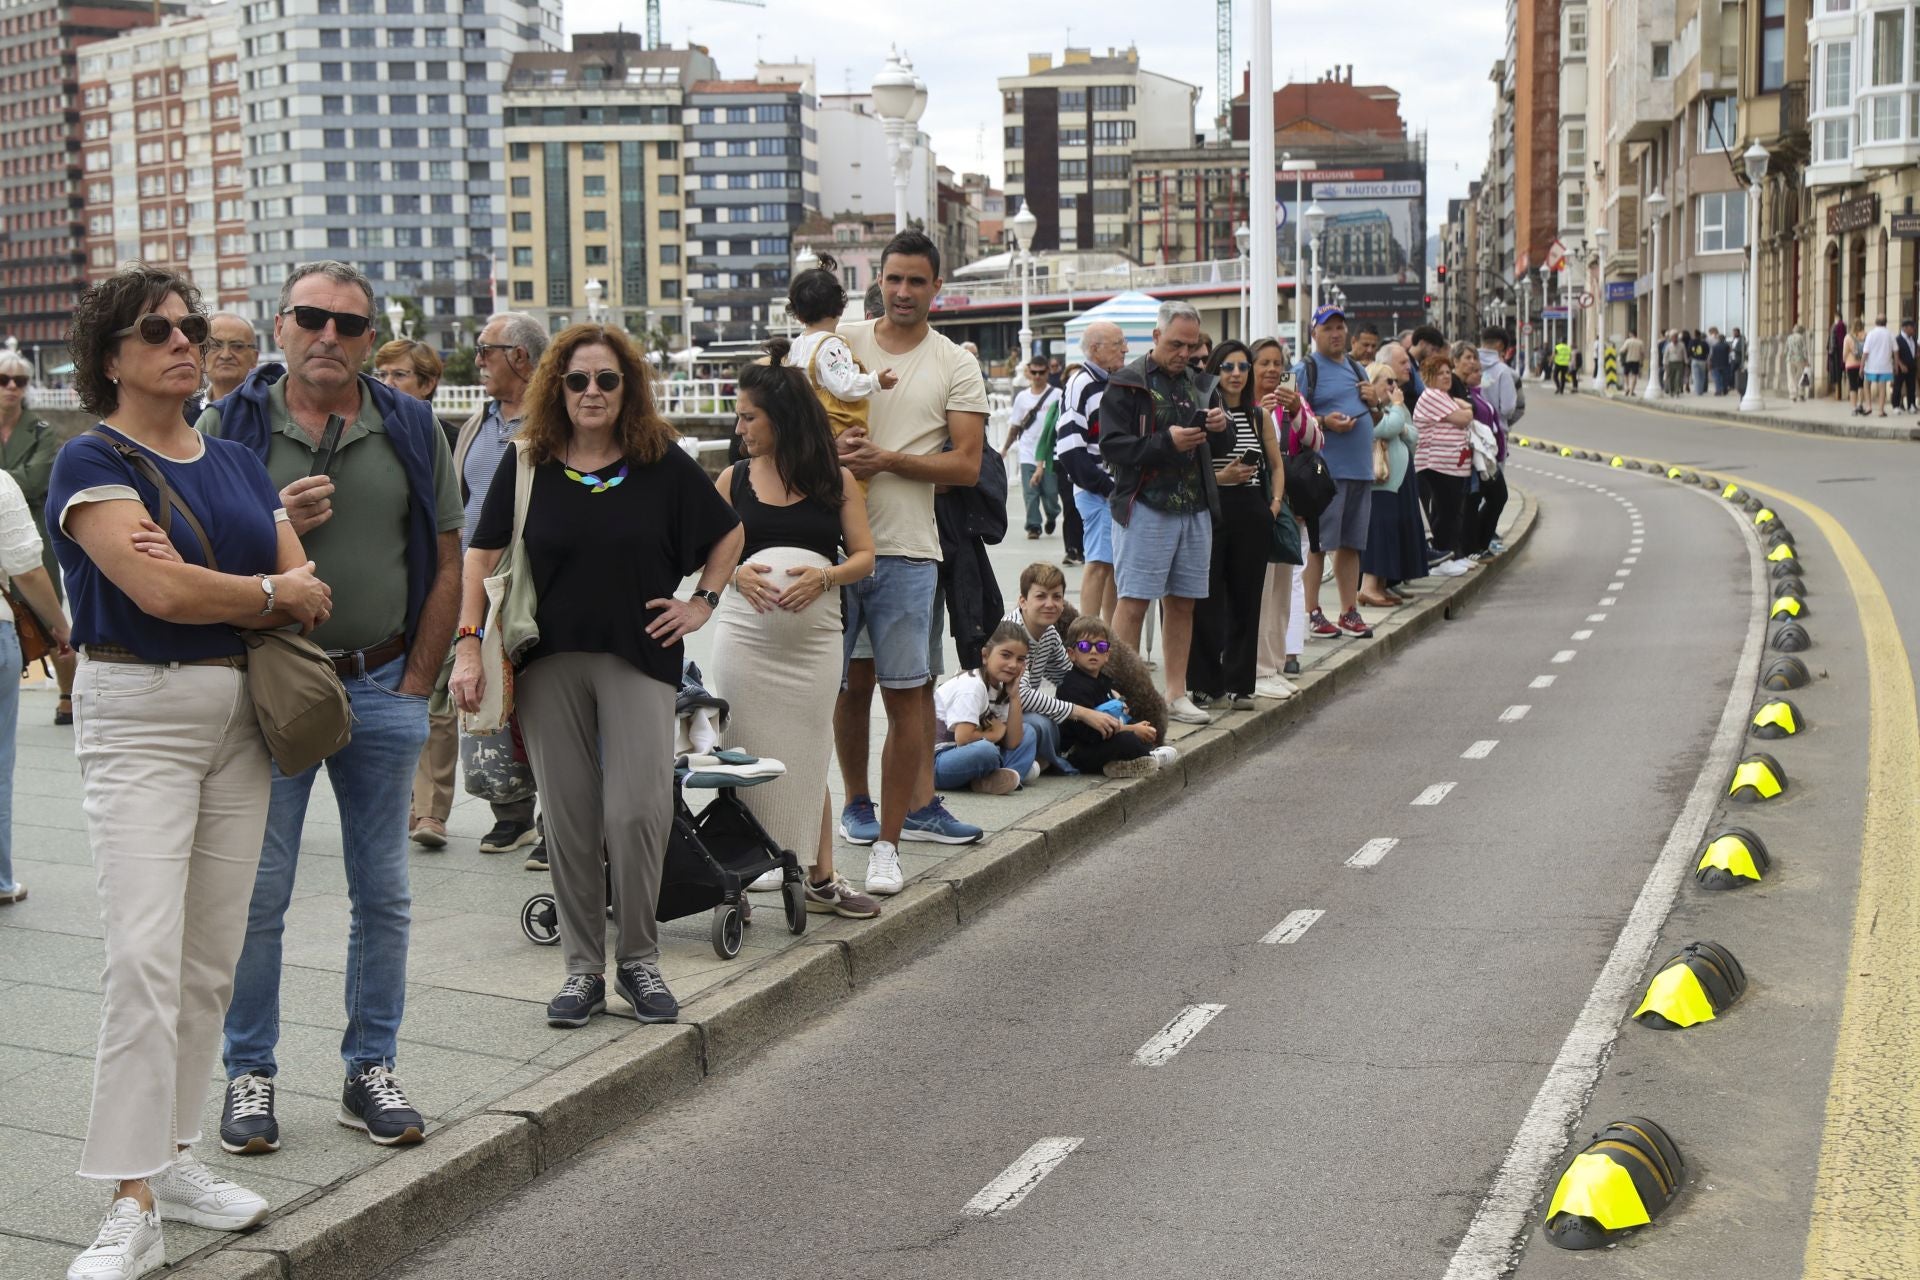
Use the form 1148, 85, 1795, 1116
729, 462, 843, 563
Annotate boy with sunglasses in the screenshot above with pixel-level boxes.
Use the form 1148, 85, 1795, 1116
1056, 615, 1172, 776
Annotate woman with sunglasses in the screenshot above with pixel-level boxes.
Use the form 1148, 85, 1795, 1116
51, 265, 332, 1280
1189, 341, 1285, 711
451, 325, 741, 1029
1248, 337, 1310, 698
0, 347, 79, 723
709, 343, 879, 918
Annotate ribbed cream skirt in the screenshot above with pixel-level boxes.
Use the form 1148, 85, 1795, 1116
707, 546, 842, 866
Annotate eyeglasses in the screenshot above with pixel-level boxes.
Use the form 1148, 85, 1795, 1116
1218, 360, 1251, 372
1072, 639, 1111, 654
0, 376, 27, 390
563, 369, 622, 394
113, 314, 210, 346
475, 342, 520, 360
376, 367, 418, 384
278, 305, 373, 339
204, 339, 258, 355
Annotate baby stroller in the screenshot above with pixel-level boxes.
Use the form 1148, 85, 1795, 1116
519, 664, 809, 960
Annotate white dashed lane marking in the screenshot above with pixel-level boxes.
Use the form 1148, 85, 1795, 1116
1261, 910, 1325, 944
1412, 783, 1457, 806
963, 1138, 1084, 1218
1345, 838, 1400, 867
1531, 675, 1557, 689
1463, 739, 1500, 759
1134, 1003, 1227, 1067
1499, 705, 1531, 722
1600, 596, 1618, 606
1587, 613, 1608, 622
1572, 629, 1594, 640
1553, 650, 1577, 663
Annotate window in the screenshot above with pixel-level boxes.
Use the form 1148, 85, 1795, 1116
1003, 90, 1022, 114
657, 141, 678, 160
357, 194, 383, 215
727, 140, 751, 156
1090, 85, 1132, 110
512, 247, 533, 266
1565, 123, 1586, 170
353, 93, 380, 113
585, 245, 608, 265
395, 161, 420, 180
513, 280, 533, 301
659, 245, 682, 265
1651, 43, 1672, 78
727, 106, 750, 123
511, 177, 531, 197
1759, 0, 1787, 91
512, 212, 532, 231
1091, 120, 1135, 144
582, 142, 605, 161
1060, 128, 1087, 145
321, 61, 344, 81
354, 128, 381, 149
1564, 188, 1586, 227
1059, 89, 1085, 112
1874, 10, 1906, 84
584, 176, 606, 197
1823, 39, 1853, 109
324, 128, 347, 148
1004, 126, 1024, 148
658, 175, 678, 195
319, 28, 342, 47
658, 210, 679, 230
349, 27, 375, 47
1566, 7, 1587, 57
584, 210, 607, 230
698, 107, 714, 123
1700, 96, 1736, 152
1696, 191, 1746, 253
326, 195, 349, 215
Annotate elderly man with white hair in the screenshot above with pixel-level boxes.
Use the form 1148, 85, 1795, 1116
1057, 320, 1126, 621
204, 312, 261, 402
1097, 300, 1222, 725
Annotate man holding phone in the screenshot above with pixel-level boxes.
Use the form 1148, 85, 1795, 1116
1295, 304, 1386, 639
1100, 299, 1223, 726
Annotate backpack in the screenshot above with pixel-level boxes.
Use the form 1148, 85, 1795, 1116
1287, 354, 1363, 522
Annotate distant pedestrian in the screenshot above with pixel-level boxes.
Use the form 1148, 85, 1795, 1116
0, 348, 75, 723
1829, 314, 1848, 400
1002, 358, 1063, 539
1294, 305, 1388, 642
1059, 322, 1127, 610
0, 464, 68, 908
1620, 332, 1645, 396
1708, 328, 1732, 395
1250, 336, 1309, 696
1785, 323, 1812, 402
1895, 319, 1917, 412
1844, 320, 1867, 414
1862, 315, 1895, 417
1687, 330, 1710, 395
1663, 328, 1687, 396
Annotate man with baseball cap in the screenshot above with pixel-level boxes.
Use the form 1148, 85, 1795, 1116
1294, 304, 1386, 639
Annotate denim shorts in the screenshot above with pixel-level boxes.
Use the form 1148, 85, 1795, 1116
842, 554, 939, 689
1075, 487, 1114, 564
1316, 478, 1372, 553
1114, 503, 1212, 600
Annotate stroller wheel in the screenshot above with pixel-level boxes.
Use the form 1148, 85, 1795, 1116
710, 904, 744, 959
781, 878, 808, 935
520, 894, 560, 946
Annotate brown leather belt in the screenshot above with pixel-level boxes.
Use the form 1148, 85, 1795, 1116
85, 643, 246, 668
328, 633, 406, 678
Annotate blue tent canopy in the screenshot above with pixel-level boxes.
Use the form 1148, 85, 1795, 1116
1063, 290, 1163, 346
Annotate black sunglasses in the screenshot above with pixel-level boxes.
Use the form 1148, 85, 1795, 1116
1218, 360, 1251, 371
564, 369, 622, 394
114, 314, 210, 346
279, 305, 373, 338
1073, 639, 1111, 653
0, 375, 27, 389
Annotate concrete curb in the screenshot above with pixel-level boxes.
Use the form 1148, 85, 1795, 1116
1574, 386, 1920, 442
174, 486, 1540, 1280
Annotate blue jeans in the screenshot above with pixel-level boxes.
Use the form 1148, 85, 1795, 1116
0, 621, 18, 895
1023, 709, 1077, 774
1020, 461, 1060, 533
842, 554, 939, 689
934, 726, 1039, 789
224, 654, 430, 1079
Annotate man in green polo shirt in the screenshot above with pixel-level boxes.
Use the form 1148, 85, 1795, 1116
197, 260, 463, 1158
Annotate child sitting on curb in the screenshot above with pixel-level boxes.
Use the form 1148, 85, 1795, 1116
1007, 562, 1120, 775
1057, 615, 1177, 777
933, 622, 1040, 795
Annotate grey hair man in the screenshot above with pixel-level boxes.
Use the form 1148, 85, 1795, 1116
205, 311, 260, 402
413, 309, 551, 855
1098, 299, 1222, 725
1059, 319, 1127, 620
202, 258, 466, 1153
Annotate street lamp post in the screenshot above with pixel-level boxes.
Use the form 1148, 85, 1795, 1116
384, 298, 404, 343
1234, 223, 1251, 338
1246, 0, 1277, 343
1009, 198, 1038, 362
1282, 156, 1315, 353
1537, 265, 1552, 380
870, 48, 927, 234
1304, 203, 1325, 323
1594, 225, 1611, 352
584, 277, 605, 325
1740, 143, 1769, 412
1643, 188, 1667, 400
1519, 274, 1531, 376
1063, 261, 1077, 316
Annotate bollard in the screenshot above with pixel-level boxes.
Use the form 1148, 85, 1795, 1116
1696, 826, 1770, 888
1543, 1118, 1686, 1250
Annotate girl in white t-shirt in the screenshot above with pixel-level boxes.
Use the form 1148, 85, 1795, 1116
933, 622, 1037, 796
783, 254, 896, 456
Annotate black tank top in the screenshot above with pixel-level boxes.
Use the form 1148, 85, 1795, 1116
730, 462, 843, 562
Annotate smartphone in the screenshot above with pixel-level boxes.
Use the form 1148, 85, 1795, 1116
1276, 368, 1296, 391
309, 413, 345, 477
1238, 447, 1263, 467
1190, 408, 1211, 429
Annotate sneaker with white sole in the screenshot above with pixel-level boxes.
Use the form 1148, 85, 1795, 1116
748, 867, 784, 892
1102, 756, 1156, 777
68, 1198, 164, 1280
1149, 746, 1180, 769
838, 796, 879, 845
1433, 558, 1473, 577
1253, 675, 1297, 700
219, 1072, 279, 1155
339, 1066, 426, 1146
1167, 696, 1213, 725
1227, 694, 1258, 712
901, 797, 983, 844
969, 767, 1021, 795
864, 840, 904, 895
150, 1155, 269, 1231
804, 874, 881, 919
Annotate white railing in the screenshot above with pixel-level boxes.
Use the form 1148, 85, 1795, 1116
937, 257, 1299, 308
26, 377, 743, 420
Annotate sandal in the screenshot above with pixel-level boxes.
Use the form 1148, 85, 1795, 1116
54, 697, 72, 726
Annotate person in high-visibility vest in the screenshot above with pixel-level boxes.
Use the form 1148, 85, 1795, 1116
1553, 341, 1572, 395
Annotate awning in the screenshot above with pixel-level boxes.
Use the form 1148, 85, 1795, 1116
1062, 290, 1164, 345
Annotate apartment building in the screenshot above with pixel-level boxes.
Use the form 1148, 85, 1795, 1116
502, 36, 714, 339
232, 0, 562, 353
935, 164, 979, 273
999, 46, 1198, 255
683, 65, 819, 347
814, 90, 934, 227
0, 0, 169, 356
78, 6, 248, 312
963, 171, 1006, 249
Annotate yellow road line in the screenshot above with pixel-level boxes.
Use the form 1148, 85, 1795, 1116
1536, 434, 1920, 1276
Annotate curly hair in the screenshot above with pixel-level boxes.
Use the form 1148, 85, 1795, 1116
68, 263, 205, 418
517, 323, 676, 466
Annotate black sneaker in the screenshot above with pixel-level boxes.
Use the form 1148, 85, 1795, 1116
614, 961, 679, 1024
339, 1067, 426, 1146
546, 974, 606, 1027
523, 840, 548, 872
479, 819, 537, 854
219, 1072, 280, 1155
1283, 657, 1301, 676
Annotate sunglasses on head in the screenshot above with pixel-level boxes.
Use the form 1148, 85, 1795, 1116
0, 375, 28, 390
279, 305, 372, 338
564, 369, 622, 394
1073, 639, 1111, 653
114, 314, 210, 346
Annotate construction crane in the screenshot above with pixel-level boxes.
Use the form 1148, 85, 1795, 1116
1217, 0, 1231, 130
648, 0, 766, 51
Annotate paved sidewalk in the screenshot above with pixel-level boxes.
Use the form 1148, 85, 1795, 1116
1560, 376, 1920, 441
0, 482, 1529, 1279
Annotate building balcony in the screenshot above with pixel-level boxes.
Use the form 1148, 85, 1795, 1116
1779, 79, 1808, 142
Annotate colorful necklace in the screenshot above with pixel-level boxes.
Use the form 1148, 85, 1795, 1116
562, 450, 628, 493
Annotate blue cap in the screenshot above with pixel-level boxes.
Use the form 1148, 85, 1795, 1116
1312, 304, 1346, 328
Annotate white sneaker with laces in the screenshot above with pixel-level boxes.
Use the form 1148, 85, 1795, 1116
150, 1155, 269, 1231
1253, 675, 1297, 700
1434, 559, 1473, 578
68, 1198, 164, 1280
1167, 696, 1214, 725
747, 868, 784, 893
1149, 746, 1180, 769
864, 840, 904, 896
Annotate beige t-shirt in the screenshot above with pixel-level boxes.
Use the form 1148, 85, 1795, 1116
839, 319, 990, 560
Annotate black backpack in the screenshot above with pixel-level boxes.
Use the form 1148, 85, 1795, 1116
1285, 355, 1362, 522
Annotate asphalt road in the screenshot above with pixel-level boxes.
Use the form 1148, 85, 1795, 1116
383, 417, 1847, 1280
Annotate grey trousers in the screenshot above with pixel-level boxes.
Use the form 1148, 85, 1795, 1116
515, 653, 677, 974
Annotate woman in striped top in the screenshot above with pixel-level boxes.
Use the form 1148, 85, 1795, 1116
1412, 353, 1478, 578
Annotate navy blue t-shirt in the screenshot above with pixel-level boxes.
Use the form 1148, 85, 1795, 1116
1295, 353, 1376, 482
49, 426, 285, 661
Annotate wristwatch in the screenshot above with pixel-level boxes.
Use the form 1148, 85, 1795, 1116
255, 573, 276, 616
690, 589, 720, 608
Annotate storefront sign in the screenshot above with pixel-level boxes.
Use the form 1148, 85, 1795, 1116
1606, 281, 1637, 303
1891, 213, 1920, 238
1827, 195, 1879, 235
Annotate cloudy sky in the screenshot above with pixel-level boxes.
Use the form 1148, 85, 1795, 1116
569, 0, 1503, 235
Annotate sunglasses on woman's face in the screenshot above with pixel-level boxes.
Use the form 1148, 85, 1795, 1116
1218, 360, 1251, 372
1073, 639, 1111, 653
0, 376, 27, 390
564, 369, 622, 394
114, 314, 210, 346
278, 305, 373, 338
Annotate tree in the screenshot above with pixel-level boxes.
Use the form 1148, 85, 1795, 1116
441, 345, 478, 384
373, 296, 428, 347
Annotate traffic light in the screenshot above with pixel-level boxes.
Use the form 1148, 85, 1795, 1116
1424, 293, 1433, 307
1436, 265, 1448, 283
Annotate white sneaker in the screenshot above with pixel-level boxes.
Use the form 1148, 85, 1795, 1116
68, 1198, 164, 1280
1253, 675, 1297, 700
1433, 559, 1473, 578
1149, 746, 1180, 769
1227, 694, 1257, 712
864, 840, 904, 896
747, 867, 784, 893
1167, 696, 1214, 725
150, 1154, 269, 1231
